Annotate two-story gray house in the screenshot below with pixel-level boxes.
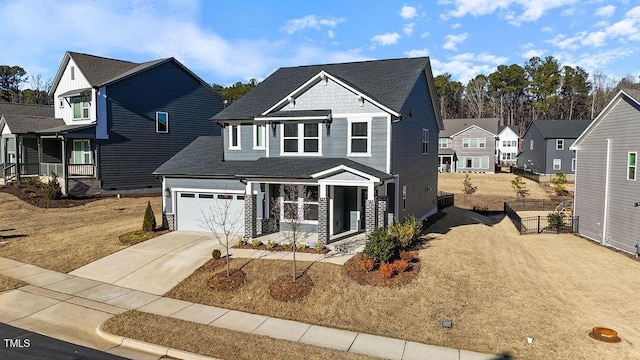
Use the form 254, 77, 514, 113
0, 51, 224, 195
517, 119, 592, 175
154, 57, 443, 244
571, 89, 640, 255
438, 118, 499, 173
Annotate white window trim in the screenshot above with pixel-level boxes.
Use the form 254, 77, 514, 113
462, 137, 485, 148
556, 139, 564, 150
72, 96, 90, 120
439, 138, 449, 148
479, 138, 486, 148
628, 152, 637, 180
279, 123, 322, 156
422, 129, 429, 154
253, 124, 266, 150
347, 118, 372, 156
571, 158, 576, 172
279, 185, 319, 224
156, 111, 169, 133
58, 98, 64, 109
553, 159, 561, 171
229, 125, 241, 150
402, 185, 407, 211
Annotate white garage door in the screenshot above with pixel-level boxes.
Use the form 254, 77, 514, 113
176, 192, 245, 233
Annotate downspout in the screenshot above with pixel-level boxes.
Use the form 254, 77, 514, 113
602, 138, 611, 245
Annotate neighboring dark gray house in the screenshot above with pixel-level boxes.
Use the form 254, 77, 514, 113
517, 119, 592, 175
571, 89, 640, 255
155, 57, 443, 244
438, 118, 499, 173
0, 51, 224, 195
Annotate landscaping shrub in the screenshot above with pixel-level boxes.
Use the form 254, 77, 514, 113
511, 176, 529, 199
43, 172, 62, 200
142, 201, 156, 232
379, 262, 395, 278
296, 242, 307, 251
360, 255, 374, 272
211, 249, 222, 260
363, 227, 398, 264
393, 259, 409, 273
462, 174, 477, 195
251, 239, 262, 247
547, 212, 564, 232
314, 243, 326, 251
237, 237, 247, 246
389, 215, 422, 250
551, 172, 569, 196
281, 241, 292, 249
265, 240, 276, 249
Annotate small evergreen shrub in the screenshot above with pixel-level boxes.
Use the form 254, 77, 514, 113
296, 242, 307, 250
547, 212, 564, 232
43, 172, 62, 200
360, 255, 374, 272
142, 201, 156, 232
363, 227, 398, 264
237, 237, 248, 246
281, 241, 293, 249
551, 172, 569, 196
379, 262, 395, 279
265, 240, 276, 249
389, 215, 423, 250
251, 239, 262, 247
314, 243, 326, 251
211, 249, 222, 260
393, 259, 409, 273
511, 176, 529, 199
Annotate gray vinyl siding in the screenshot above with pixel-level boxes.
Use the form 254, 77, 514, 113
281, 78, 381, 114
574, 96, 640, 253
223, 124, 266, 161
451, 127, 496, 173
99, 61, 224, 190
392, 70, 439, 220
517, 126, 546, 173
164, 177, 245, 213
545, 139, 577, 174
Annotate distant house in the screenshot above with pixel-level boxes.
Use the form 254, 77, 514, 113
438, 118, 499, 173
496, 125, 519, 166
0, 51, 224, 195
571, 89, 640, 255
517, 119, 592, 175
155, 57, 443, 244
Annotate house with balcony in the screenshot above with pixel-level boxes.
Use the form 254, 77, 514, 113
154, 57, 443, 244
0, 51, 224, 195
438, 118, 499, 173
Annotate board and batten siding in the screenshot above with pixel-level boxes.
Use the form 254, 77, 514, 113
53, 57, 96, 125
574, 96, 640, 253
164, 177, 245, 213
392, 69, 439, 221
99, 61, 223, 191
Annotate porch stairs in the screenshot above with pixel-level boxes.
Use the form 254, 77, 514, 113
67, 178, 102, 197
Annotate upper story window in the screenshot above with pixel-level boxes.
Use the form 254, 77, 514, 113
70, 66, 75, 80
71, 96, 90, 120
462, 138, 486, 148
422, 129, 429, 154
156, 112, 168, 133
253, 124, 265, 150
502, 140, 517, 147
556, 139, 564, 150
439, 138, 449, 148
511, 140, 517, 147
281, 123, 321, 155
229, 125, 241, 150
628, 152, 637, 180
347, 119, 370, 156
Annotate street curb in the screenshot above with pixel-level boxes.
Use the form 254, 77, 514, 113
96, 322, 219, 360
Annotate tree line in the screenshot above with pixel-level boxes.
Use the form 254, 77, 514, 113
434, 55, 640, 135
0, 65, 52, 105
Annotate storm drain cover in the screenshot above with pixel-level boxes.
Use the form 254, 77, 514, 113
588, 327, 621, 343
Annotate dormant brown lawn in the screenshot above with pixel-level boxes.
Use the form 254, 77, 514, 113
0, 192, 162, 273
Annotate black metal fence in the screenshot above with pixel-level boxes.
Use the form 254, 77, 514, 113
505, 198, 561, 212
437, 191, 454, 210
510, 166, 540, 183
504, 202, 579, 235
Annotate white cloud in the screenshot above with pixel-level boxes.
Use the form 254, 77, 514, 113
561, 7, 575, 16
451, 23, 461, 29
547, 34, 581, 50
594, 5, 616, 17
371, 32, 401, 46
522, 49, 545, 58
430, 52, 508, 83
403, 23, 415, 36
282, 15, 346, 34
420, 32, 431, 38
328, 30, 335, 38
404, 48, 430, 57
399, 5, 418, 19
554, 47, 636, 74
440, 0, 578, 26
541, 26, 554, 33
442, 33, 468, 50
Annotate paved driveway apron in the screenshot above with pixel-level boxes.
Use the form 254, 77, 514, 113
70, 231, 220, 295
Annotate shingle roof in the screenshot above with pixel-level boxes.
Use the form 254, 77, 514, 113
440, 118, 500, 137
154, 136, 392, 180
532, 119, 593, 139
0, 103, 54, 117
623, 88, 640, 103
1, 115, 65, 134
213, 57, 431, 121
68, 52, 142, 86
498, 125, 519, 134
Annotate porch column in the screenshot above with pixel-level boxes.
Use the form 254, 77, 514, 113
376, 196, 388, 228
244, 181, 257, 242
61, 139, 68, 196
365, 199, 376, 237
317, 183, 329, 244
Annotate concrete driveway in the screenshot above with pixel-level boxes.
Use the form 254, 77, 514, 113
69, 231, 222, 295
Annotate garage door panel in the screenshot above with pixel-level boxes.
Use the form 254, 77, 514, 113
176, 192, 245, 233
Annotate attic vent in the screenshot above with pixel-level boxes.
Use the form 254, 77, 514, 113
358, 95, 365, 107
320, 73, 328, 85
288, 96, 295, 107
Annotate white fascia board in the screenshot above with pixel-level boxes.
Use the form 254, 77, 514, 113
450, 124, 497, 138
311, 165, 381, 182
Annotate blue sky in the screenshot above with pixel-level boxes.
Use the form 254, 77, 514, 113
1, 0, 639, 87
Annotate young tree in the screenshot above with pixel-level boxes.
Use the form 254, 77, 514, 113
274, 184, 314, 282
199, 197, 244, 277
462, 174, 477, 195
142, 201, 156, 232
511, 176, 530, 199
551, 172, 568, 196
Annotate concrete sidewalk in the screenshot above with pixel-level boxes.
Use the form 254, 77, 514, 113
0, 256, 506, 360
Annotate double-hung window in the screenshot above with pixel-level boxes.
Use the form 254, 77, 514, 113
348, 120, 370, 155
73, 139, 91, 164
463, 138, 485, 148
422, 129, 429, 154
439, 138, 449, 148
281, 185, 319, 222
229, 125, 241, 149
282, 123, 321, 155
156, 112, 168, 133
71, 96, 90, 120
553, 159, 561, 171
253, 124, 265, 149
628, 152, 637, 180
556, 139, 564, 150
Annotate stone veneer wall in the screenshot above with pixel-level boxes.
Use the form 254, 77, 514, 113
317, 197, 329, 244
163, 213, 175, 231
365, 199, 376, 236
244, 194, 257, 241
376, 196, 387, 228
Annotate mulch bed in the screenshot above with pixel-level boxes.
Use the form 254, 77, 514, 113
234, 243, 329, 254
269, 273, 314, 302
344, 251, 421, 287
208, 269, 247, 291
0, 182, 98, 208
